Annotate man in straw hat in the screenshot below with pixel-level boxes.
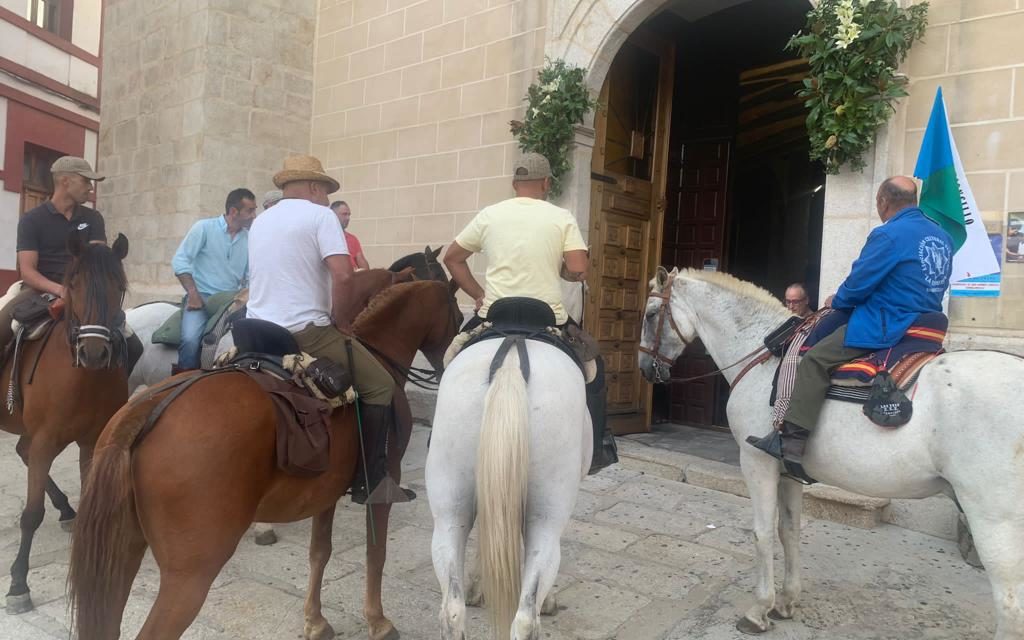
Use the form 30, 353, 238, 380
443, 151, 619, 474
245, 155, 413, 504
0, 156, 142, 370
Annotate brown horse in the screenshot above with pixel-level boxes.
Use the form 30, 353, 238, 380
0, 232, 131, 615
69, 278, 461, 640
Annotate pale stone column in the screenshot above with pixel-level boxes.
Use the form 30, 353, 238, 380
98, 0, 317, 303
554, 125, 597, 242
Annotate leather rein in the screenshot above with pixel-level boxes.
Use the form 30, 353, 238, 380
639, 275, 772, 388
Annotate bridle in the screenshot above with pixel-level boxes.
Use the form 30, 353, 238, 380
639, 274, 774, 388
638, 275, 688, 372
67, 287, 127, 370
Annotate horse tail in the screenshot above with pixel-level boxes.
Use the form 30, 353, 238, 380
476, 348, 530, 637
69, 399, 155, 639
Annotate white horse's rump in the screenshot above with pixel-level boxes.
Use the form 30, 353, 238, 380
638, 268, 1024, 639
427, 340, 590, 640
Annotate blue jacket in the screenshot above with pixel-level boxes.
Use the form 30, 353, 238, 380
832, 207, 953, 349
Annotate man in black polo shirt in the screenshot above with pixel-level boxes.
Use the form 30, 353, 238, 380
0, 156, 142, 370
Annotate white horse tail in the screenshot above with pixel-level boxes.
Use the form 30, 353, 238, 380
476, 348, 529, 638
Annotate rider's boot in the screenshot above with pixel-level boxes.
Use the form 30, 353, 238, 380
746, 421, 816, 485
586, 359, 618, 475
352, 401, 416, 505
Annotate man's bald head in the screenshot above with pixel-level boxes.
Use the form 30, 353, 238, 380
876, 176, 918, 221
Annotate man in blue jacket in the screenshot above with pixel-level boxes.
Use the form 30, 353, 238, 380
748, 176, 953, 483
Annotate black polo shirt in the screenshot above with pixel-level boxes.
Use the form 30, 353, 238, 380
16, 201, 107, 284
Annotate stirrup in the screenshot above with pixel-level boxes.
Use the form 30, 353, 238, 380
746, 431, 784, 460
363, 474, 416, 505
782, 460, 817, 485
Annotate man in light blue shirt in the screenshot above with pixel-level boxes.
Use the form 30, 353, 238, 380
170, 188, 256, 371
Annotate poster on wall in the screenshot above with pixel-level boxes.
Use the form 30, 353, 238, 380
1006, 213, 1023, 264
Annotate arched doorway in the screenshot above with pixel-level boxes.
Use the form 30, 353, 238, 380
565, 0, 824, 433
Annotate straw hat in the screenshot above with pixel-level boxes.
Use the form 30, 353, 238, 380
272, 155, 340, 193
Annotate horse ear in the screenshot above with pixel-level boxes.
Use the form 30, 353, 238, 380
669, 266, 679, 277
655, 266, 669, 290
67, 229, 86, 258
428, 245, 442, 260
112, 233, 129, 261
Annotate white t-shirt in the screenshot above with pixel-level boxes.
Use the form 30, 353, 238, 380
246, 198, 349, 332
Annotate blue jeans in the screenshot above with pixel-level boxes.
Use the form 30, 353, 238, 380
177, 297, 209, 369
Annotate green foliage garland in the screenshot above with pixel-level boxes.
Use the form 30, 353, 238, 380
788, 0, 928, 173
511, 58, 600, 197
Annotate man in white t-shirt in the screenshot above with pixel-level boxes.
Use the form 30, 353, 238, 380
247, 155, 412, 504
443, 152, 618, 474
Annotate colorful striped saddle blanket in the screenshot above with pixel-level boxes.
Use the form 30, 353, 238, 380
801, 310, 947, 404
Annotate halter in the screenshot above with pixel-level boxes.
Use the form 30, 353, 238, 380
68, 296, 126, 369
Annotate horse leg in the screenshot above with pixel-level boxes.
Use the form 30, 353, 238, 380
304, 505, 337, 640
958, 508, 1024, 639
431, 498, 474, 640
364, 503, 398, 640
771, 478, 803, 621
511, 522, 564, 640
6, 439, 57, 614
15, 436, 76, 527
135, 529, 242, 640
736, 452, 780, 634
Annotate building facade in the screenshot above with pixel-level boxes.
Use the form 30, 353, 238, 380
98, 0, 1024, 431
0, 0, 103, 290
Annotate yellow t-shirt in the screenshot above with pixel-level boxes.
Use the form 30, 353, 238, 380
455, 197, 587, 324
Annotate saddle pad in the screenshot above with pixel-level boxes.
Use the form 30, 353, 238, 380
151, 290, 239, 346
825, 353, 937, 405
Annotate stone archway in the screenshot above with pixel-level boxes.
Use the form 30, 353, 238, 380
547, 0, 881, 297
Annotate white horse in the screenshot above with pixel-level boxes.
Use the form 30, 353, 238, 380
638, 266, 1024, 639
427, 335, 591, 640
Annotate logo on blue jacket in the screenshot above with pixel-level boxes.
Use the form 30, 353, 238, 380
918, 236, 951, 290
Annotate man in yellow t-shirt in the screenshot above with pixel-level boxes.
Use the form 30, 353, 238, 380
443, 152, 618, 474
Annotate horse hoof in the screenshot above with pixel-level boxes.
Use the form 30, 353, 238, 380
6, 592, 33, 615
736, 616, 769, 635
540, 592, 558, 616
370, 626, 400, 640
254, 529, 278, 546
768, 606, 794, 621
303, 619, 335, 640
60, 517, 76, 532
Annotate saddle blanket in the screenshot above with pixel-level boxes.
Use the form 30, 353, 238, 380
829, 311, 947, 387
826, 351, 939, 404
151, 290, 240, 346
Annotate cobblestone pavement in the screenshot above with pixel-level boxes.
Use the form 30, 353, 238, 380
0, 427, 994, 639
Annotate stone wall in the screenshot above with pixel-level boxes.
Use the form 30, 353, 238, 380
309, 0, 547, 280
99, 0, 317, 302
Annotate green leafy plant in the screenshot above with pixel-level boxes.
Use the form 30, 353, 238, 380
511, 58, 600, 197
788, 0, 928, 173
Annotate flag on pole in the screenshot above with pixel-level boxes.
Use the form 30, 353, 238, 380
913, 87, 1000, 297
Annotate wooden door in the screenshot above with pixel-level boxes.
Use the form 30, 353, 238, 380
587, 32, 674, 434
21, 187, 48, 214
660, 139, 731, 427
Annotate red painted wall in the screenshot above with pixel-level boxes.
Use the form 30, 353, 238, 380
4, 100, 86, 194
0, 269, 17, 291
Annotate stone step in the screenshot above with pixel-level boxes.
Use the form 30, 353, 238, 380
615, 440, 958, 536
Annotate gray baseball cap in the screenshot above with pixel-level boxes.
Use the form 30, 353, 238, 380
262, 189, 283, 208
512, 152, 551, 182
50, 156, 105, 181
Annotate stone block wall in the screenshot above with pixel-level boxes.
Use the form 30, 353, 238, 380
898, 0, 1024, 341
99, 0, 317, 302
310, 0, 547, 277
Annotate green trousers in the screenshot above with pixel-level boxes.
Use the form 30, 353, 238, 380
293, 323, 394, 406
783, 325, 872, 431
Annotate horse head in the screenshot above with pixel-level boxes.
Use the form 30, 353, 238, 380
64, 232, 129, 369
388, 245, 448, 283
638, 266, 696, 384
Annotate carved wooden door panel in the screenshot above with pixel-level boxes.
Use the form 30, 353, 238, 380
586, 32, 674, 434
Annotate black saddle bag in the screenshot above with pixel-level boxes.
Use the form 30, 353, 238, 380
863, 370, 913, 427
764, 316, 804, 357
305, 358, 352, 400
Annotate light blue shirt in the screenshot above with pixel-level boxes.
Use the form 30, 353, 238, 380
171, 216, 248, 297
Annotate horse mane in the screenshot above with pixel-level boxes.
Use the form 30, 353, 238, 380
352, 280, 441, 332
666, 268, 786, 314
63, 243, 128, 329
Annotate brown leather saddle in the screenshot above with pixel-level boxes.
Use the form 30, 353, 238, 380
132, 319, 349, 477
3, 295, 62, 414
